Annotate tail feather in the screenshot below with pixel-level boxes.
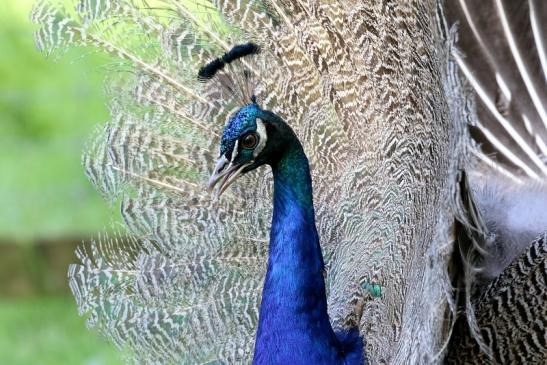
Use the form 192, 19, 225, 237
447, 0, 547, 180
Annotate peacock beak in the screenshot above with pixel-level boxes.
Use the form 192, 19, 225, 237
208, 156, 251, 198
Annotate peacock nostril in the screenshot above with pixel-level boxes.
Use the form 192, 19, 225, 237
218, 160, 227, 173
208, 155, 232, 193
214, 155, 229, 174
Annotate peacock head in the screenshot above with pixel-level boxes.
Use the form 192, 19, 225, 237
208, 102, 292, 198
202, 42, 296, 197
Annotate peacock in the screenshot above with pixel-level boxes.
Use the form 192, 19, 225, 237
30, 0, 546, 364
201, 43, 364, 364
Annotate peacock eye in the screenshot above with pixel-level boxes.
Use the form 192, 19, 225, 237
241, 133, 258, 149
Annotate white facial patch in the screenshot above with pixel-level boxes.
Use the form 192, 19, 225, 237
230, 140, 239, 163
253, 118, 268, 157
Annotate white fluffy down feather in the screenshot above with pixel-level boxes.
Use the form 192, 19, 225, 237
471, 175, 547, 281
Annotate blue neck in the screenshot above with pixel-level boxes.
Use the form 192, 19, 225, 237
252, 141, 341, 364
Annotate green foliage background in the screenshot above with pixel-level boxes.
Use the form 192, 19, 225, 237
0, 1, 119, 363
0, 0, 112, 240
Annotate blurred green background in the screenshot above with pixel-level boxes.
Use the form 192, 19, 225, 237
0, 1, 120, 364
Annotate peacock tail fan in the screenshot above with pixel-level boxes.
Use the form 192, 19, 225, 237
31, 0, 495, 364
